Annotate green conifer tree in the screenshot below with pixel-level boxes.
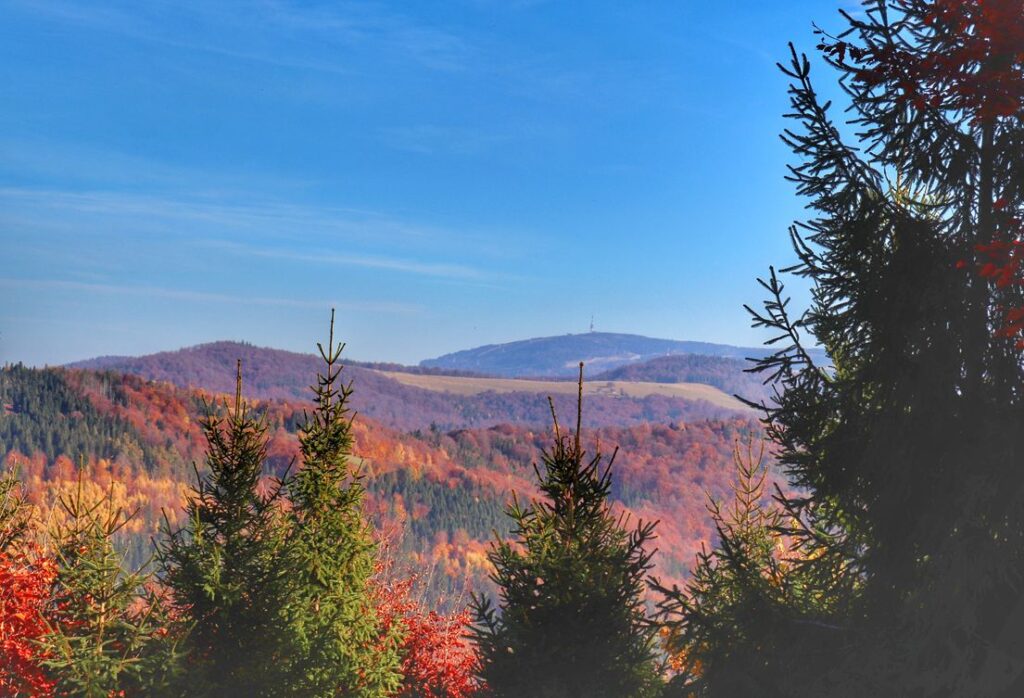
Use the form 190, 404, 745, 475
654, 441, 840, 697
278, 311, 403, 697
42, 474, 178, 697
158, 363, 287, 697
0, 466, 31, 552
471, 365, 662, 698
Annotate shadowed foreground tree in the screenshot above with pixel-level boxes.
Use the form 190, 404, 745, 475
471, 365, 662, 698
158, 363, 288, 697
660, 1, 1024, 695
654, 442, 839, 697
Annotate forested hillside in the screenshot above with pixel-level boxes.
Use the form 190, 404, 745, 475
5, 1, 1016, 693
0, 363, 763, 601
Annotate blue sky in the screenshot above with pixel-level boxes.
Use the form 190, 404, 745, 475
1, 0, 852, 366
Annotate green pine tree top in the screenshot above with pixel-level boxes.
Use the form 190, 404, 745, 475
472, 365, 662, 698
157, 361, 288, 698
278, 310, 403, 697
43, 472, 177, 697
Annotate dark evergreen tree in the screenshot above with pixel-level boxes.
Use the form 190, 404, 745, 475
0, 365, 156, 471
660, 2, 1024, 695
158, 362, 287, 697
471, 365, 662, 698
654, 442, 837, 697
278, 311, 404, 696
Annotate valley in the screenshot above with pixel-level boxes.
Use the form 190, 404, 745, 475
4, 332, 777, 603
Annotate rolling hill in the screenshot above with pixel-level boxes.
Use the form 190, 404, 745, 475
68, 341, 753, 431
592, 354, 774, 404
419, 331, 826, 378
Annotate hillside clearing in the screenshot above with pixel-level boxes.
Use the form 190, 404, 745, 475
373, 370, 753, 411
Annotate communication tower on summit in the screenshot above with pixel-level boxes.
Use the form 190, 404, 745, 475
589, 315, 595, 333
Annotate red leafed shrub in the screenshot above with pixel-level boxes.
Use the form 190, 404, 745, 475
396, 605, 481, 698
375, 563, 483, 698
0, 548, 57, 698
978, 246, 1024, 342
976, 206, 1024, 347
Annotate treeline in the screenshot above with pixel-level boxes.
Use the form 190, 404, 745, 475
1, 361, 758, 604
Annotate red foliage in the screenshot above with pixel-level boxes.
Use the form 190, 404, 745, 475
375, 566, 483, 698
396, 606, 481, 698
975, 193, 1024, 346
0, 548, 56, 698
977, 233, 1024, 346
823, 0, 1024, 122
822, 1, 1024, 348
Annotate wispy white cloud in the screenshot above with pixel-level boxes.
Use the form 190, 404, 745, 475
259, 0, 472, 72
0, 185, 517, 283
7, 0, 472, 73
377, 124, 517, 156
0, 138, 315, 194
0, 185, 478, 251
0, 277, 418, 313
694, 28, 776, 66
3, 0, 594, 112
204, 240, 486, 281
461, 0, 552, 9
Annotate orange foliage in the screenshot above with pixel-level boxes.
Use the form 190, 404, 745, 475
374, 550, 482, 698
5, 370, 768, 601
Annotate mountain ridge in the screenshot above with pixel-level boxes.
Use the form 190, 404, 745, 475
66, 340, 751, 431
419, 331, 827, 378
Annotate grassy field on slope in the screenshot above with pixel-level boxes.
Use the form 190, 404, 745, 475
375, 371, 753, 412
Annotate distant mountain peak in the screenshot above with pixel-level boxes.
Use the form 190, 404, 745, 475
419, 331, 795, 378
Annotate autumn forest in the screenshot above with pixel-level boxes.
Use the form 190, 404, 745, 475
3, 1, 1024, 696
